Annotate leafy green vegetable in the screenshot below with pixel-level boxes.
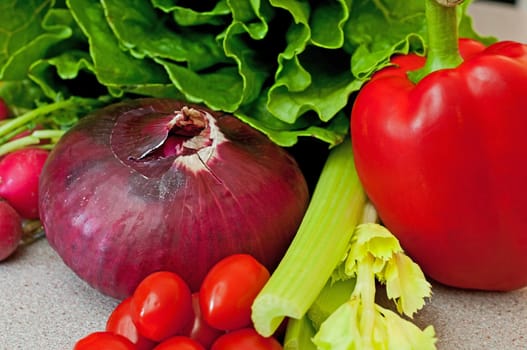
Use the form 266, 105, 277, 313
0, 0, 486, 147
0, 1, 491, 348
67, 0, 174, 97
0, 1, 68, 80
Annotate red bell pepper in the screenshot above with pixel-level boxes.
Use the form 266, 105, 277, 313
351, 0, 527, 291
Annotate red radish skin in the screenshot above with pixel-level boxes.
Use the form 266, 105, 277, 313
0, 148, 49, 219
0, 200, 23, 261
39, 98, 309, 299
0, 98, 8, 120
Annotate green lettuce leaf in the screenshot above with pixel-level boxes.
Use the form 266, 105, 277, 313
101, 0, 228, 71
28, 50, 94, 100
344, 0, 427, 79
0, 0, 71, 80
66, 0, 176, 97
0, 0, 484, 147
266, 0, 356, 126
152, 0, 231, 27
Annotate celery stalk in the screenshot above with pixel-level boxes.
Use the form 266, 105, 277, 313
306, 278, 356, 330
251, 138, 367, 336
284, 278, 357, 350
283, 316, 317, 350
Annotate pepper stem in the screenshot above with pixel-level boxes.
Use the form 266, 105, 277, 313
408, 0, 464, 83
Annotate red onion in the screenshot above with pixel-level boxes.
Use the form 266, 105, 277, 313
39, 98, 309, 299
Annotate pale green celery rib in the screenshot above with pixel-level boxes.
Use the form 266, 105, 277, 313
307, 277, 357, 330
251, 138, 367, 336
283, 315, 318, 350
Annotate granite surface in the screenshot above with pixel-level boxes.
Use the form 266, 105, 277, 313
1, 2, 526, 349
2, 235, 526, 349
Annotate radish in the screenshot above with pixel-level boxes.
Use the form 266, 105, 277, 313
0, 148, 49, 219
0, 98, 9, 120
0, 200, 23, 261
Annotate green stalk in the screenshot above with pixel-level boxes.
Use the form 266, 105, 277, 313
251, 138, 367, 336
32, 129, 66, 140
0, 96, 109, 155
0, 99, 76, 138
0, 136, 41, 156
355, 253, 377, 342
0, 129, 66, 156
409, 0, 463, 83
306, 278, 356, 330
283, 316, 318, 350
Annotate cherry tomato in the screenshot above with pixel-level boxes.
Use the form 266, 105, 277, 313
211, 328, 283, 350
73, 331, 136, 350
187, 293, 224, 348
0, 148, 49, 219
106, 297, 158, 350
199, 254, 270, 331
153, 336, 205, 350
130, 271, 194, 342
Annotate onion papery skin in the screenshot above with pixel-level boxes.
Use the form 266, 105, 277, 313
39, 98, 309, 299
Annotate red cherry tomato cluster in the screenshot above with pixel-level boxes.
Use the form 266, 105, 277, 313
74, 254, 283, 350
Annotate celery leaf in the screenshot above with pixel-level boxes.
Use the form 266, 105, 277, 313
311, 222, 436, 350
384, 252, 432, 317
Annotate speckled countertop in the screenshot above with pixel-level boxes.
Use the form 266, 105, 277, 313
1, 2, 526, 349
2, 235, 527, 350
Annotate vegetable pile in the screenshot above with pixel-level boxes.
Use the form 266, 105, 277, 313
3, 0, 525, 349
